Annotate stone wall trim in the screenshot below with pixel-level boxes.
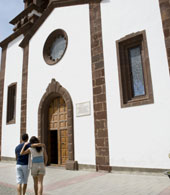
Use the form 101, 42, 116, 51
0, 46, 7, 160
20, 0, 101, 48
159, 0, 170, 73
89, 2, 111, 172
20, 44, 29, 142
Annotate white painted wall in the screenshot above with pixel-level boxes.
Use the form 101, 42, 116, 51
2, 0, 169, 169
1, 35, 24, 157
101, 0, 170, 169
27, 5, 95, 165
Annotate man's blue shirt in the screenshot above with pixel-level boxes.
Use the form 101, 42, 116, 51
15, 143, 31, 165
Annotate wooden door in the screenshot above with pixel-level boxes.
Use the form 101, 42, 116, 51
48, 97, 68, 165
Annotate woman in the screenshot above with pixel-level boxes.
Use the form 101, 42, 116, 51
20, 136, 48, 195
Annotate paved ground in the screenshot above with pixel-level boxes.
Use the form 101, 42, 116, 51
0, 161, 170, 195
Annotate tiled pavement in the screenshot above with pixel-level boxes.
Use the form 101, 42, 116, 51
0, 161, 170, 195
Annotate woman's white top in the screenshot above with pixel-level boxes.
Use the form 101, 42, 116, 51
29, 147, 44, 168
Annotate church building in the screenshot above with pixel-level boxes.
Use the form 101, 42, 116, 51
0, 0, 170, 172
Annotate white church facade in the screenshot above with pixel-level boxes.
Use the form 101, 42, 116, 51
0, 0, 170, 171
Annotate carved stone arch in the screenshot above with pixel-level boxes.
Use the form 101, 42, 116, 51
38, 79, 77, 170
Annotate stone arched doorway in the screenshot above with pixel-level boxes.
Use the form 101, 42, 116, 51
38, 79, 77, 170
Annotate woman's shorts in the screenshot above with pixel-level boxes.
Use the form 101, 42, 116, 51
31, 163, 45, 176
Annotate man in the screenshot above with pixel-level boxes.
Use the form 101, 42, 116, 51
15, 133, 30, 195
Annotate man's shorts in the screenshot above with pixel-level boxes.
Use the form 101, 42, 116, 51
31, 163, 45, 176
16, 165, 30, 184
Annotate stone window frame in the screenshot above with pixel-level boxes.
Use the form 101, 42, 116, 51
43, 29, 68, 65
116, 30, 154, 108
6, 82, 17, 124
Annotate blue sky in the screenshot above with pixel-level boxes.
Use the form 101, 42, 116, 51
0, 1, 23, 61
0, 1, 24, 42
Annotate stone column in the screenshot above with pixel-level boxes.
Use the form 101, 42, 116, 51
159, 0, 170, 73
89, 2, 111, 172
0, 46, 7, 160
20, 44, 29, 142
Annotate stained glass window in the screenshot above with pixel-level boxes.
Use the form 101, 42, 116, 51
116, 31, 154, 107
43, 29, 68, 65
129, 46, 145, 97
50, 36, 67, 62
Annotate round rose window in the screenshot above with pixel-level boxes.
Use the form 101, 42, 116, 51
43, 29, 68, 65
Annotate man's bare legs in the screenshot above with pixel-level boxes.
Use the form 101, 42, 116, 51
17, 183, 28, 195
23, 184, 27, 195
17, 184, 22, 195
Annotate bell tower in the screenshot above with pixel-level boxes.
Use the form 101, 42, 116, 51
24, 0, 49, 10
9, 0, 49, 32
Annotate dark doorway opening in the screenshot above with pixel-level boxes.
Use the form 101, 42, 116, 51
49, 130, 58, 164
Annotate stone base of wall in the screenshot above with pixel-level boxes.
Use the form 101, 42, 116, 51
78, 164, 96, 170
0, 157, 166, 174
96, 165, 112, 172
79, 164, 166, 174
111, 166, 166, 174
66, 160, 78, 170
1, 156, 16, 162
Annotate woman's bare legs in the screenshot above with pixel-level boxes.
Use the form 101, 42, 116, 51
37, 175, 44, 195
33, 176, 38, 195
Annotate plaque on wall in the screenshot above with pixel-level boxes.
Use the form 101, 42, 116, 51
76, 101, 91, 117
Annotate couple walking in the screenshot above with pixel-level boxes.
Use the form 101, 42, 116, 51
15, 133, 48, 195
